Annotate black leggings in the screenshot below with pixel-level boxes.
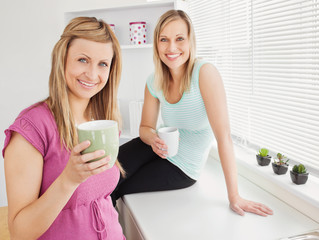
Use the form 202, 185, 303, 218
111, 137, 196, 205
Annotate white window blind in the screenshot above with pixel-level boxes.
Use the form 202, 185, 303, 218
188, 0, 319, 171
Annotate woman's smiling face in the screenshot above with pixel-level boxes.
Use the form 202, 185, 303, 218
65, 38, 113, 102
157, 19, 190, 72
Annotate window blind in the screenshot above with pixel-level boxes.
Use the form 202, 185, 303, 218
188, 0, 319, 170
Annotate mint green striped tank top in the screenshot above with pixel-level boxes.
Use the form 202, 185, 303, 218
147, 60, 214, 180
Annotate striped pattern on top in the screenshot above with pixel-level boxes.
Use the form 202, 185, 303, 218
147, 60, 214, 180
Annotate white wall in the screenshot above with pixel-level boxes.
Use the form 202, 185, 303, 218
0, 0, 151, 207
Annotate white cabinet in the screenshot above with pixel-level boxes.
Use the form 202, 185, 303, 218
64, 0, 188, 138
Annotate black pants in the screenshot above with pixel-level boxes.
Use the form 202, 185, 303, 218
111, 137, 196, 205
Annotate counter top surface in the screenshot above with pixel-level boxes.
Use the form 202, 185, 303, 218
123, 159, 319, 240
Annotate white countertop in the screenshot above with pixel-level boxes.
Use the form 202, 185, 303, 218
121, 158, 319, 240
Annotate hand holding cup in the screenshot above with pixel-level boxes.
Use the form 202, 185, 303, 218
63, 140, 111, 186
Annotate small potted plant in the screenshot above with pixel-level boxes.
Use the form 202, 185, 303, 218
290, 164, 309, 185
272, 153, 289, 175
256, 148, 271, 166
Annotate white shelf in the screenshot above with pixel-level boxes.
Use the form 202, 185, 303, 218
63, 1, 188, 46
64, 1, 175, 14
121, 44, 153, 50
64, 1, 177, 46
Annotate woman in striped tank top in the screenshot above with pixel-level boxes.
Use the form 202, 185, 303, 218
112, 10, 273, 217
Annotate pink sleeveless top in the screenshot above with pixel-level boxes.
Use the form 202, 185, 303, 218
3, 102, 125, 240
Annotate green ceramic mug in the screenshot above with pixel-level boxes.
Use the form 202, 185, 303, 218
77, 120, 119, 166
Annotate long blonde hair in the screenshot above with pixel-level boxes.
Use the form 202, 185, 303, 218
153, 10, 196, 98
46, 17, 123, 172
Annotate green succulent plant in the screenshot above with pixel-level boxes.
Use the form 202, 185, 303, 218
292, 164, 307, 174
274, 153, 289, 166
258, 148, 269, 157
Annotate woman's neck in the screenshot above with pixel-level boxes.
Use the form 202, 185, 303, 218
68, 96, 90, 125
169, 64, 185, 83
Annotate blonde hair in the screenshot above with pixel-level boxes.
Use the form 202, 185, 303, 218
153, 10, 196, 98
46, 17, 123, 173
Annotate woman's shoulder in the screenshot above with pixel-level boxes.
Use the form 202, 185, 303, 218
192, 58, 219, 76
14, 102, 54, 128
190, 59, 221, 90
194, 58, 215, 72
191, 59, 215, 84
18, 101, 50, 117
16, 101, 56, 133
3, 101, 56, 157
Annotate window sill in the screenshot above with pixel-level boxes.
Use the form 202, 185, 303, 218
209, 142, 319, 223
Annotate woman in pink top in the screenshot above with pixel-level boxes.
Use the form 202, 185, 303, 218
3, 17, 125, 240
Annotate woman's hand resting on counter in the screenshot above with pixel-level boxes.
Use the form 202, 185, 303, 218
229, 195, 274, 217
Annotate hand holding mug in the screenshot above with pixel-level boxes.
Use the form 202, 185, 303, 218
62, 140, 111, 187
151, 137, 168, 159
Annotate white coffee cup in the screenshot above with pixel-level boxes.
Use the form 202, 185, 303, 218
157, 127, 179, 157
